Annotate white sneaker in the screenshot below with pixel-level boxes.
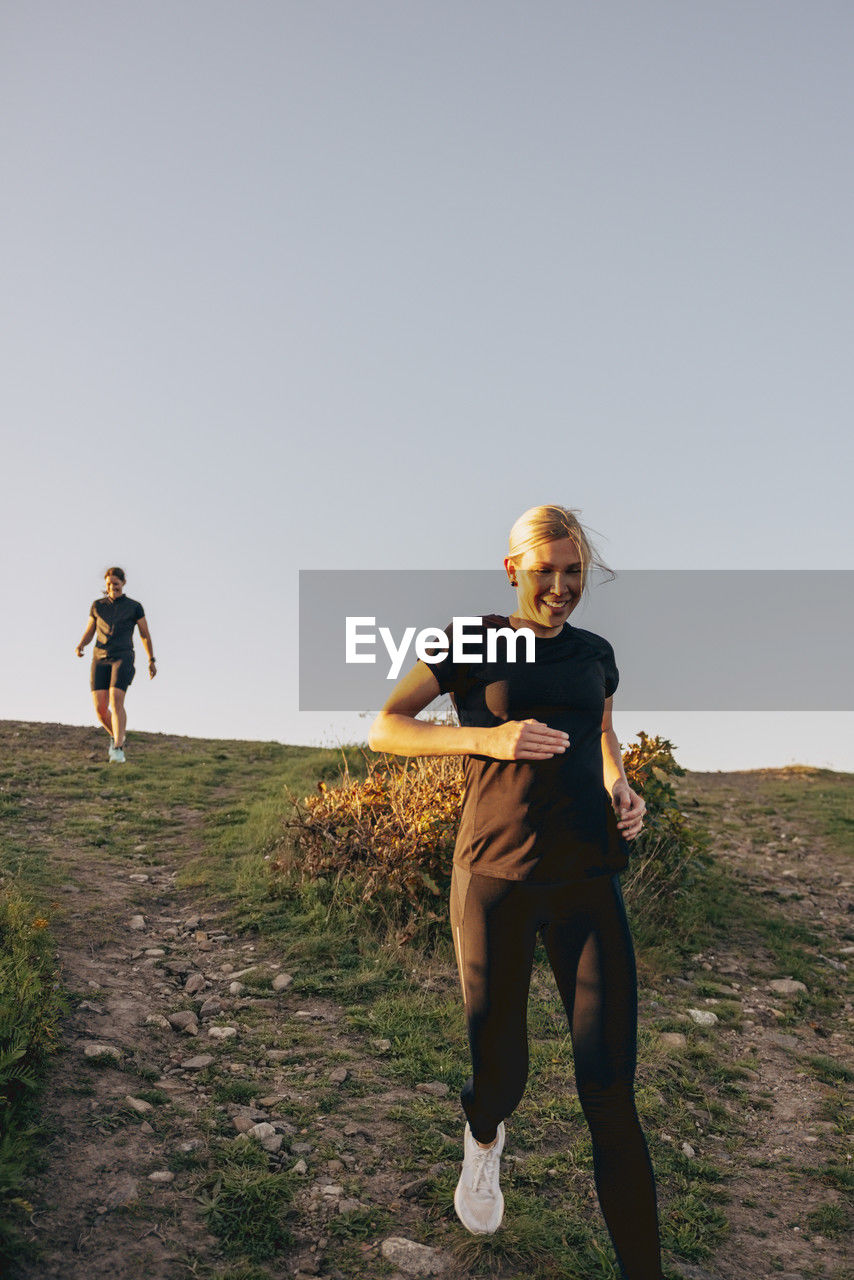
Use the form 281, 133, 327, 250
454, 1121, 505, 1234
110, 746, 126, 764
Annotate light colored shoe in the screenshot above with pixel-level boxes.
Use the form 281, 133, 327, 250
110, 746, 126, 764
454, 1121, 505, 1234
108, 743, 118, 762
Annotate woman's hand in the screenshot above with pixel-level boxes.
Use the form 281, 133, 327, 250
485, 719, 570, 761
610, 780, 646, 839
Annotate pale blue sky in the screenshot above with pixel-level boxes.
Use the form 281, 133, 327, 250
2, 2, 852, 769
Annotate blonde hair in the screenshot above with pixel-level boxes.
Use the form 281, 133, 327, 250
507, 504, 613, 592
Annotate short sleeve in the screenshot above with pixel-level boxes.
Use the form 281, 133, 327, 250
603, 641, 619, 698
89, 600, 99, 620
134, 601, 145, 621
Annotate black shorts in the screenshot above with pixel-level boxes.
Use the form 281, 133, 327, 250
90, 655, 135, 692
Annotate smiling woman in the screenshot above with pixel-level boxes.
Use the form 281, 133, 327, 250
368, 503, 664, 1280
74, 567, 157, 763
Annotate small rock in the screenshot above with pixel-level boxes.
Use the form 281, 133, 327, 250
321, 1183, 344, 1198
380, 1236, 449, 1276
329, 1067, 348, 1085
228, 981, 245, 996
199, 997, 221, 1019
343, 1122, 370, 1139
293, 1158, 308, 1175
145, 949, 166, 958
266, 1049, 289, 1062
181, 1054, 214, 1071
416, 1081, 449, 1097
101, 1175, 139, 1209
185, 915, 201, 930
78, 1001, 107, 1016
767, 1031, 799, 1050
145, 1013, 171, 1029
208, 1025, 237, 1040
261, 1134, 283, 1153
272, 972, 293, 991
372, 1038, 392, 1052
659, 1032, 687, 1049
125, 1096, 154, 1114
769, 978, 808, 996
687, 1008, 719, 1026
129, 915, 146, 931
248, 1123, 277, 1141
337, 1197, 361, 1213
401, 1176, 430, 1199
148, 1170, 175, 1184
681, 1142, 696, 1158
184, 973, 206, 995
168, 1011, 199, 1034
82, 1042, 122, 1062
128, 873, 150, 882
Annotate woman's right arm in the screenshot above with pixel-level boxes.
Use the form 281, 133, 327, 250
368, 661, 570, 761
76, 618, 96, 657
368, 662, 486, 757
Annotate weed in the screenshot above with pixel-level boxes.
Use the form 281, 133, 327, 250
805, 1202, 851, 1238
196, 1167, 295, 1260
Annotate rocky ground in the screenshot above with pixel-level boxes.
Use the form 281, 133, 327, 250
7, 729, 853, 1280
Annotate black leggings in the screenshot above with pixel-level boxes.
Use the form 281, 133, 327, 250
450, 865, 663, 1280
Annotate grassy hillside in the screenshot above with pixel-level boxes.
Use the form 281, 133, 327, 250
0, 721, 851, 1280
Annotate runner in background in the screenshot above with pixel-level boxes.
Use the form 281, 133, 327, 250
75, 567, 156, 763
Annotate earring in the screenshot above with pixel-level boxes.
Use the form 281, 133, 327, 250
510, 579, 517, 587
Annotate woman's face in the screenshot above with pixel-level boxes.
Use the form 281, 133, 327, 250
104, 574, 125, 600
505, 537, 583, 635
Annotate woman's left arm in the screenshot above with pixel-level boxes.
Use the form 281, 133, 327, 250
601, 696, 645, 839
137, 617, 157, 678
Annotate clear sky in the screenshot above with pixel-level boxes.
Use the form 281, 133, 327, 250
2, 2, 852, 770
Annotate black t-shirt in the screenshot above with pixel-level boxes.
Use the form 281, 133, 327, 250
90, 596, 145, 659
426, 614, 630, 883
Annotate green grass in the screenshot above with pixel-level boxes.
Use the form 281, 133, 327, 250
0, 881, 67, 1268
196, 1163, 296, 1260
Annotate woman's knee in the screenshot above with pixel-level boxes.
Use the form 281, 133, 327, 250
577, 1074, 638, 1137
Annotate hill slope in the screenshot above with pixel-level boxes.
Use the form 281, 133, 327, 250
1, 721, 851, 1280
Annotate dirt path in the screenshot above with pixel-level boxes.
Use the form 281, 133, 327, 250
10, 743, 854, 1280
670, 771, 853, 1280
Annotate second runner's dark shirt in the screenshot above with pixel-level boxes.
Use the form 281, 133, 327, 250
425, 615, 630, 883
90, 596, 145, 659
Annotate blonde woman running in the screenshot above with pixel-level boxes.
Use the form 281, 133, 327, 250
369, 505, 665, 1280
75, 567, 156, 763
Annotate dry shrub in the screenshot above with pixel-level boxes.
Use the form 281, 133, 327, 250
621, 731, 707, 919
271, 753, 465, 935
271, 732, 702, 939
